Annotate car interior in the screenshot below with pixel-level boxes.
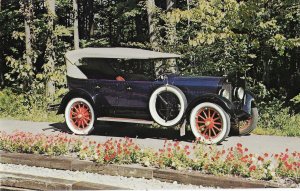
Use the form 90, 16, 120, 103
78, 58, 156, 81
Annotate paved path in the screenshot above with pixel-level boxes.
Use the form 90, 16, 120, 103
0, 119, 299, 154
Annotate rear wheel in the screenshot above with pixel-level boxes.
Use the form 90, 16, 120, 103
190, 102, 230, 144
65, 98, 95, 135
238, 108, 258, 135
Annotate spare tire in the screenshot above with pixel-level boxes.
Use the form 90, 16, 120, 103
149, 85, 187, 127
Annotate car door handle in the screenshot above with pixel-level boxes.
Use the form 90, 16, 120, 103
95, 85, 101, 89
126, 86, 132, 91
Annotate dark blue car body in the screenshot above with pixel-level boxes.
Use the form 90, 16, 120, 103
58, 74, 254, 122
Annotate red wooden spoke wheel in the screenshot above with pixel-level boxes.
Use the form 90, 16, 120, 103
70, 102, 92, 130
65, 98, 95, 135
195, 107, 223, 139
190, 102, 229, 144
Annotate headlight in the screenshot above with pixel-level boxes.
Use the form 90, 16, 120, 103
234, 87, 245, 100
219, 89, 230, 100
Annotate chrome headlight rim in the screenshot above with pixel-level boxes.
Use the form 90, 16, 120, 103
219, 88, 230, 100
234, 87, 245, 100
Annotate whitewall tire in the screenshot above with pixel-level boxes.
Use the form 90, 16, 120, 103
65, 97, 95, 135
149, 85, 187, 127
190, 102, 230, 144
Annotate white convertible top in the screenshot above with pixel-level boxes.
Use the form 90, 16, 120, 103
65, 47, 181, 65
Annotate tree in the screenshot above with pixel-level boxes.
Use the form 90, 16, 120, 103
23, 0, 32, 66
45, 0, 56, 97
146, 0, 157, 50
73, 0, 79, 49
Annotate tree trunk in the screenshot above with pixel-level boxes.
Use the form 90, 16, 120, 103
146, 0, 157, 50
45, 0, 56, 98
73, 0, 79, 49
24, 0, 32, 66
88, 0, 94, 38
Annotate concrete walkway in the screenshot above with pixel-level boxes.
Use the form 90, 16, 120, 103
0, 119, 299, 154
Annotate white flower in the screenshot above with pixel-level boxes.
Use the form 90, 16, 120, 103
171, 162, 176, 167
271, 171, 276, 177
144, 160, 150, 167
268, 164, 275, 171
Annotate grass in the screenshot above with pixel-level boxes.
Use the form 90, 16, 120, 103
0, 111, 63, 123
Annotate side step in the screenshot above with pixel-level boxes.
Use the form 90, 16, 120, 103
97, 117, 154, 125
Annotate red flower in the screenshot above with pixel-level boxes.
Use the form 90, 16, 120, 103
274, 154, 279, 158
258, 156, 264, 161
244, 148, 248, 152
237, 143, 242, 148
264, 153, 269, 158
184, 145, 190, 150
134, 145, 139, 151
167, 148, 172, 152
285, 148, 289, 152
249, 165, 256, 172
186, 152, 190, 155
222, 149, 226, 154
104, 155, 110, 161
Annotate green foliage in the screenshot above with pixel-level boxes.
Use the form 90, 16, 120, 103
0, 89, 63, 122
254, 98, 300, 136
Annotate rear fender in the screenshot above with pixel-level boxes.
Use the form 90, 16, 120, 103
184, 94, 235, 121
57, 89, 96, 115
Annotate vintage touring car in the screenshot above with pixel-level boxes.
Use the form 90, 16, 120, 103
55, 47, 258, 144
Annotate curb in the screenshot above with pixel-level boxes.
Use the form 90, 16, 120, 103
0, 172, 124, 190
0, 151, 285, 188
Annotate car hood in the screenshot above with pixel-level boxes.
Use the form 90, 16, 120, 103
168, 75, 225, 87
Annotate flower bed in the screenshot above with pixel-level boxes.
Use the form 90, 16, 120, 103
0, 131, 299, 183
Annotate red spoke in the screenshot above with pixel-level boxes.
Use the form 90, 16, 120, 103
211, 127, 217, 136
82, 118, 88, 126
211, 111, 216, 118
198, 114, 206, 120
208, 128, 211, 137
203, 128, 209, 135
213, 125, 221, 131
198, 125, 205, 130
214, 122, 222, 125
213, 116, 220, 121
208, 109, 211, 118
202, 110, 208, 118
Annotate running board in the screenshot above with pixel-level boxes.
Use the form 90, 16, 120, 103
97, 117, 154, 125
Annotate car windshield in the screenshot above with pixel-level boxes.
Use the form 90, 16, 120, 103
77, 58, 179, 81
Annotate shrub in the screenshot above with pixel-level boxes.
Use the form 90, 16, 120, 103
254, 98, 300, 136
0, 89, 63, 122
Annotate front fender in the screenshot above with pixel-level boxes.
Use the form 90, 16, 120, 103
242, 91, 255, 115
57, 89, 95, 115
185, 94, 235, 119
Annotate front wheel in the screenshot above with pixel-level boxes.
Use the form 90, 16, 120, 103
238, 108, 259, 135
190, 102, 230, 144
65, 97, 95, 135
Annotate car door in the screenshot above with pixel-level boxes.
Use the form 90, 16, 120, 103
93, 79, 119, 116
114, 80, 155, 119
